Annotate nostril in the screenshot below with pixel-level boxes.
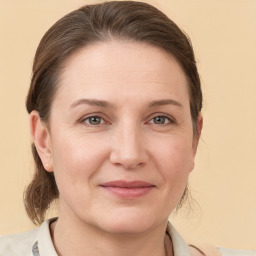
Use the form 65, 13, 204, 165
110, 152, 146, 169
123, 162, 144, 169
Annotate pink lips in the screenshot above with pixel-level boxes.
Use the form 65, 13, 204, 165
100, 180, 155, 199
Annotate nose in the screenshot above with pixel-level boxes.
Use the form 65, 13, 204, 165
109, 122, 149, 169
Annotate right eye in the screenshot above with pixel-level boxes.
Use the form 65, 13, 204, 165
83, 116, 104, 126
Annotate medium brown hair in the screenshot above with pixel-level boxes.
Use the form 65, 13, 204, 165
24, 1, 202, 225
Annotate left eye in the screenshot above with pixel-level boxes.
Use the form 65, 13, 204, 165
84, 116, 103, 125
149, 116, 172, 125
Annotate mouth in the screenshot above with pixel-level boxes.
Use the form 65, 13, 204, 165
99, 180, 155, 199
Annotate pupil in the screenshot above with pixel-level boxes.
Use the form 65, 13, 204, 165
154, 116, 165, 124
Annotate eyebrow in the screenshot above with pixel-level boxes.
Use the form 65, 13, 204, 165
148, 99, 183, 108
70, 98, 183, 109
70, 99, 114, 109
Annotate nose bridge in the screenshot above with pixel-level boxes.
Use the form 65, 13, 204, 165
110, 119, 147, 168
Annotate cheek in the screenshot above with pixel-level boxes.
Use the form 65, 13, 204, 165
51, 132, 110, 191
151, 135, 193, 189
153, 134, 193, 170
144, 135, 193, 215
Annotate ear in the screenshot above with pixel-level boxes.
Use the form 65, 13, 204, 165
189, 114, 203, 172
29, 110, 53, 172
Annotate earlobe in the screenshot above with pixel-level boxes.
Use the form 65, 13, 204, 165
29, 110, 53, 172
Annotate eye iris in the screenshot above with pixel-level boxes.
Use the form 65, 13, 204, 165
89, 117, 101, 125
154, 116, 166, 124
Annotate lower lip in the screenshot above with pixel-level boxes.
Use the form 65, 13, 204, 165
100, 186, 154, 199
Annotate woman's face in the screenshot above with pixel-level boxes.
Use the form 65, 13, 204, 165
38, 40, 200, 234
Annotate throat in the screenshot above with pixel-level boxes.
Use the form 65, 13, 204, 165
49, 218, 173, 256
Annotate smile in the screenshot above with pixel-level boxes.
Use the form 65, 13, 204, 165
100, 180, 155, 199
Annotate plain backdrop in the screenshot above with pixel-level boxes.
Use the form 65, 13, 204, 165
0, 0, 255, 250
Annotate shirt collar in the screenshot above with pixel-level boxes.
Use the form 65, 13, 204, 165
167, 222, 190, 256
33, 218, 58, 256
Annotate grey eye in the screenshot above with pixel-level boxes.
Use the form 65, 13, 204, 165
85, 116, 103, 125
153, 116, 167, 124
150, 116, 171, 125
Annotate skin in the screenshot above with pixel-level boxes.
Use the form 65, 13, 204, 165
30, 40, 202, 256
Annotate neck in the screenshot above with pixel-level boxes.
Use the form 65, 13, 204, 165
51, 213, 172, 256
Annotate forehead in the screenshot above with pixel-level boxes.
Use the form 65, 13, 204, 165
55, 40, 189, 107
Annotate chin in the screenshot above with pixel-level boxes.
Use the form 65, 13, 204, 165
93, 208, 163, 235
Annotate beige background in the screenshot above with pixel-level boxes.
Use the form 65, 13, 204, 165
0, 0, 255, 250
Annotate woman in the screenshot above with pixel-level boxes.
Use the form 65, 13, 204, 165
0, 1, 255, 256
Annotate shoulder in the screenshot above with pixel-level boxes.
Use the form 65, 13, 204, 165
167, 222, 256, 256
217, 247, 256, 256
188, 243, 256, 256
0, 227, 39, 256
0, 218, 58, 256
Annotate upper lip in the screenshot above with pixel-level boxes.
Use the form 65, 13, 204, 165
100, 180, 155, 188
